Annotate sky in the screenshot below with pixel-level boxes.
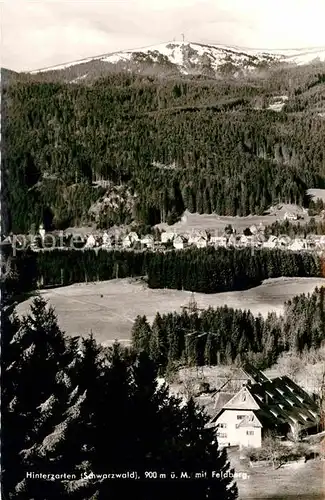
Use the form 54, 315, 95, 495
2, 0, 325, 71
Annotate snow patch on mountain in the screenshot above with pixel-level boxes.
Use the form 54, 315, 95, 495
29, 41, 325, 75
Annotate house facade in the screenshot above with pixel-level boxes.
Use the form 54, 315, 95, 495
161, 231, 177, 244
85, 234, 96, 248
284, 212, 298, 221
141, 234, 154, 248
210, 387, 262, 448
195, 236, 208, 248
173, 235, 186, 250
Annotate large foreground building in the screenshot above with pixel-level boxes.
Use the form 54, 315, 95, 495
207, 366, 320, 449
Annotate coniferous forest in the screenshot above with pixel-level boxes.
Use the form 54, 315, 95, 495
3, 70, 325, 233
1, 296, 237, 500
131, 287, 325, 373
10, 247, 322, 296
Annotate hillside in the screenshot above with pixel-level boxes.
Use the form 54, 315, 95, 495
2, 43, 325, 233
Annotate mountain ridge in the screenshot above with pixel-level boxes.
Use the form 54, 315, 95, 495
27, 40, 325, 78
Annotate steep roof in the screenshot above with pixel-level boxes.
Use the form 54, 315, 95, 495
214, 392, 234, 411
209, 372, 320, 432
223, 386, 260, 411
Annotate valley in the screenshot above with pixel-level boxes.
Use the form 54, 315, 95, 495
2, 33, 325, 500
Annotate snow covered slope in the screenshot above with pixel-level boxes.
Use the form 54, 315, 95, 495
30, 41, 325, 77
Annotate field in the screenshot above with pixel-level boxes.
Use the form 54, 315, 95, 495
307, 188, 325, 203
156, 204, 318, 234
17, 277, 325, 345
228, 447, 325, 500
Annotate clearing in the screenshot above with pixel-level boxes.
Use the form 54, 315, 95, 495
156, 205, 318, 234
307, 188, 325, 203
16, 277, 325, 345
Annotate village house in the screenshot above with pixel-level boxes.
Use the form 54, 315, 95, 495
210, 235, 228, 247
207, 368, 319, 450
161, 231, 177, 244
252, 233, 265, 247
128, 231, 139, 243
288, 239, 306, 251
317, 235, 325, 249
173, 235, 187, 250
102, 231, 113, 248
85, 234, 96, 248
122, 235, 132, 248
195, 236, 208, 249
228, 234, 238, 247
141, 234, 155, 248
239, 234, 252, 247
187, 229, 209, 245
263, 235, 278, 249
278, 235, 292, 248
284, 211, 298, 221
122, 231, 139, 249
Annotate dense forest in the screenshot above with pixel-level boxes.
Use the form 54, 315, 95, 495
3, 69, 325, 233
265, 218, 325, 238
131, 287, 325, 374
8, 247, 323, 297
2, 296, 237, 499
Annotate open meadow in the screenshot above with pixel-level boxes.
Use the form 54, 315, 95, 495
17, 277, 325, 345
156, 205, 320, 234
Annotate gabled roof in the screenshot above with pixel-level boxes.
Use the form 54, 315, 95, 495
249, 375, 319, 430
223, 386, 260, 411
214, 392, 234, 411
174, 235, 186, 242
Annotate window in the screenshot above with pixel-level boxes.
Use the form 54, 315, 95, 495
218, 423, 227, 429
246, 431, 254, 436
237, 415, 245, 420
217, 432, 227, 438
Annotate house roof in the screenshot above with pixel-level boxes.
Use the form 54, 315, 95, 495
209, 371, 320, 432
174, 235, 186, 242
223, 386, 260, 411
214, 392, 234, 411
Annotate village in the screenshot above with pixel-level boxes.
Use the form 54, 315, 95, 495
14, 211, 325, 253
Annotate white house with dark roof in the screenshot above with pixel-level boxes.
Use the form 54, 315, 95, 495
207, 369, 320, 449
195, 236, 208, 248
141, 234, 155, 248
122, 231, 139, 249
173, 235, 187, 250
161, 231, 177, 244
208, 386, 262, 448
